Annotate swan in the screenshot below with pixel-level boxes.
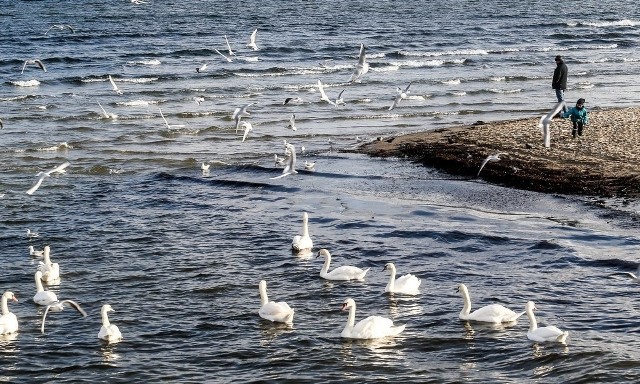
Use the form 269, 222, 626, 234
0, 291, 19, 335
340, 298, 405, 339
98, 304, 123, 342
383, 263, 421, 295
37, 245, 60, 282
525, 301, 568, 344
456, 283, 524, 323
317, 249, 369, 281
33, 271, 58, 306
40, 300, 87, 333
258, 280, 294, 324
291, 212, 313, 254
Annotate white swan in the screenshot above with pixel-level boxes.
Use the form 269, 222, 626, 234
317, 249, 369, 281
525, 301, 568, 344
456, 283, 524, 323
258, 280, 294, 324
40, 300, 87, 333
383, 263, 421, 295
340, 298, 405, 339
37, 245, 60, 282
33, 271, 58, 306
98, 304, 123, 342
0, 291, 19, 335
291, 212, 313, 254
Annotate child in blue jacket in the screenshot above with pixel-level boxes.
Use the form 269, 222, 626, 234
561, 98, 589, 138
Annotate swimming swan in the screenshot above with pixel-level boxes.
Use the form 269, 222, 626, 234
33, 271, 58, 306
456, 283, 524, 323
525, 301, 568, 344
340, 298, 405, 339
317, 249, 369, 281
291, 212, 313, 254
98, 304, 123, 342
37, 245, 60, 282
383, 263, 421, 295
258, 280, 294, 324
0, 291, 19, 335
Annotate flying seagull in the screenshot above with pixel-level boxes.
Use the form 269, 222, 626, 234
389, 82, 412, 110
214, 49, 233, 63
241, 121, 253, 142
283, 97, 302, 105
108, 75, 123, 95
196, 62, 208, 73
335, 89, 346, 106
40, 300, 87, 334
45, 24, 75, 35
286, 114, 297, 131
247, 28, 258, 51
21, 59, 47, 74
349, 43, 369, 83
26, 161, 71, 195
317, 80, 336, 106
477, 153, 507, 177
271, 143, 298, 179
232, 103, 253, 133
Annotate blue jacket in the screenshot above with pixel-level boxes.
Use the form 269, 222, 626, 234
562, 106, 588, 124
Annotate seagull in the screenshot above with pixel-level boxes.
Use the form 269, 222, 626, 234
224, 35, 235, 56
247, 28, 258, 51
108, 75, 123, 95
29, 245, 45, 257
477, 153, 507, 177
193, 96, 205, 105
232, 103, 253, 133
201, 162, 210, 173
349, 43, 369, 83
158, 108, 185, 130
44, 24, 75, 35
271, 143, 298, 179
335, 89, 346, 106
241, 121, 253, 142
274, 154, 286, 166
538, 101, 566, 147
317, 80, 336, 106
304, 161, 316, 171
26, 161, 71, 195
286, 114, 297, 131
96, 101, 117, 119
26, 229, 40, 238
21, 59, 47, 74
214, 49, 233, 63
109, 168, 123, 175
283, 97, 302, 105
196, 63, 208, 73
40, 300, 87, 334
389, 82, 412, 110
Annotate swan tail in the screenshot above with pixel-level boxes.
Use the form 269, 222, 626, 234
284, 309, 294, 325
556, 331, 569, 344
389, 323, 406, 336
513, 311, 526, 320
359, 268, 371, 280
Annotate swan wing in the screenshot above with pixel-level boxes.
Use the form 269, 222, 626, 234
528, 326, 566, 342
325, 266, 368, 281
394, 274, 421, 293
468, 304, 519, 323
60, 299, 88, 317
352, 316, 403, 339
260, 301, 293, 323
0, 313, 18, 334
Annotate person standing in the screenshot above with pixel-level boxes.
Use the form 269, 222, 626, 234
552, 55, 568, 113
561, 98, 589, 138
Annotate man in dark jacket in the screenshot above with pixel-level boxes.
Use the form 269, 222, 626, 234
552, 55, 568, 113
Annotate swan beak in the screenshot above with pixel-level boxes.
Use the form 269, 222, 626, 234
12, 297, 18, 302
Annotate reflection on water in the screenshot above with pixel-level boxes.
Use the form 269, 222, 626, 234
101, 343, 121, 363
386, 295, 423, 319
259, 321, 294, 347
340, 336, 405, 366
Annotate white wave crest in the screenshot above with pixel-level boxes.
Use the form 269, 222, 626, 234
450, 91, 466, 96
488, 88, 521, 94
399, 49, 487, 57
490, 76, 506, 82
117, 100, 158, 106
11, 80, 40, 87
35, 142, 73, 151
443, 79, 461, 85
371, 65, 399, 72
581, 19, 639, 28
120, 77, 158, 83
128, 59, 161, 66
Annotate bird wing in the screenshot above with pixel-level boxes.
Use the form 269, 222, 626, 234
34, 60, 47, 72
404, 82, 412, 93
224, 35, 235, 55
242, 123, 252, 142
41, 304, 53, 333
477, 156, 492, 177
159, 108, 171, 129
46, 161, 70, 176
0, 117, 3, 129
214, 49, 232, 62
317, 80, 336, 105
389, 94, 401, 110
108, 75, 122, 93
357, 43, 366, 66
65, 25, 75, 33
21, 61, 28, 74
97, 101, 109, 118
26, 173, 47, 195
60, 299, 88, 317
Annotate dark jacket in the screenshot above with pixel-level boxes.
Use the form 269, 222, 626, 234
552, 60, 568, 90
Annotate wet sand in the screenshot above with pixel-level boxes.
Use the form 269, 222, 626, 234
356, 107, 640, 198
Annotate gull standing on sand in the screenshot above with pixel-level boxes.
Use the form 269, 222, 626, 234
44, 24, 75, 35
26, 161, 70, 195
317, 80, 336, 106
247, 29, 258, 51
286, 114, 297, 131
389, 82, 412, 110
232, 103, 253, 133
241, 121, 253, 142
224, 35, 235, 56
214, 49, 233, 62
108, 75, 123, 95
477, 153, 507, 177
21, 59, 47, 74
349, 43, 369, 83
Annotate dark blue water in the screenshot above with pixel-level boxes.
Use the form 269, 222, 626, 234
1, 1, 640, 382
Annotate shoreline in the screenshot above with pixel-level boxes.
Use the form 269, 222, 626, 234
354, 107, 640, 198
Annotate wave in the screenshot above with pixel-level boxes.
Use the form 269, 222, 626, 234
10, 79, 40, 87
567, 19, 639, 28
127, 59, 162, 66
442, 79, 461, 85
399, 49, 488, 57
33, 142, 73, 151
116, 100, 159, 107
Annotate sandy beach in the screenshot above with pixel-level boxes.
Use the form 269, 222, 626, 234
357, 107, 640, 198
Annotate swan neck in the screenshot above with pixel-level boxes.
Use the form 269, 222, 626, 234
302, 215, 309, 237
320, 254, 331, 276
387, 267, 396, 291
460, 289, 472, 316
526, 307, 537, 332
347, 303, 356, 328
35, 274, 44, 292
101, 308, 111, 327
259, 284, 268, 306
1, 296, 7, 315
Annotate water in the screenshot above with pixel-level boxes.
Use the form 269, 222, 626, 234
1, 1, 640, 382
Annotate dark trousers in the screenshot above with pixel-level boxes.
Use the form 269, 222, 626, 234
572, 121, 584, 138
